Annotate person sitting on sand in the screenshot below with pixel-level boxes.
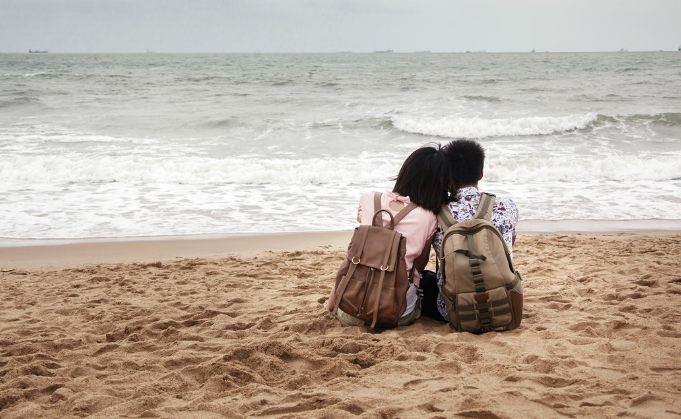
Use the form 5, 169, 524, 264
419, 139, 519, 323
328, 145, 450, 326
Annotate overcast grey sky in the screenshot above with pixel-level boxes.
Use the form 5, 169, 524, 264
1, 0, 680, 53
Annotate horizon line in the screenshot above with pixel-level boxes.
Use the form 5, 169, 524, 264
5, 50, 680, 54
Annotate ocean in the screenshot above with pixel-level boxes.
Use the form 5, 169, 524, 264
1, 52, 680, 242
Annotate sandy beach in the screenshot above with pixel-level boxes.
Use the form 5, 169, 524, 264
2, 231, 681, 418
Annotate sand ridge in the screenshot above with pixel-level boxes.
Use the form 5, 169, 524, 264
1, 234, 681, 418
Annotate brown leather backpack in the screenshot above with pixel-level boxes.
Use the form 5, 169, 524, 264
330, 192, 416, 328
437, 193, 523, 333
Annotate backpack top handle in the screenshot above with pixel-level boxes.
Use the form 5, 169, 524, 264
373, 209, 396, 230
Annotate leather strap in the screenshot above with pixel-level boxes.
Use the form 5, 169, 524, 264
333, 226, 370, 314
373, 192, 382, 215
372, 209, 395, 230
332, 264, 355, 315
392, 202, 418, 225
371, 230, 399, 328
372, 270, 387, 328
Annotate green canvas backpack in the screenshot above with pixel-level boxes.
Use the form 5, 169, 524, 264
437, 193, 523, 333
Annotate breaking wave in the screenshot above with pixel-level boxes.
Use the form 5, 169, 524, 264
391, 112, 681, 139
485, 154, 681, 183
392, 113, 598, 139
0, 155, 401, 185
595, 112, 681, 127
2, 153, 680, 185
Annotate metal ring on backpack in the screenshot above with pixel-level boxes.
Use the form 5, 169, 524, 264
380, 264, 389, 271
351, 257, 360, 264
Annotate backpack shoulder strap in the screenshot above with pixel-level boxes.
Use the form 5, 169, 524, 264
474, 193, 496, 221
373, 192, 382, 213
392, 202, 418, 225
436, 204, 457, 230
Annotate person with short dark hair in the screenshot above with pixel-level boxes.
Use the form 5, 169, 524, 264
444, 139, 486, 188
330, 144, 450, 326
419, 139, 519, 323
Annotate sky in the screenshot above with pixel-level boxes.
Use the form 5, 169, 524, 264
1, 0, 680, 53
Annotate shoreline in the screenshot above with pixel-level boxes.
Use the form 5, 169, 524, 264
3, 219, 680, 248
2, 226, 681, 270
0, 231, 355, 270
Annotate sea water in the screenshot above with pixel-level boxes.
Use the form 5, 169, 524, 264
1, 52, 680, 241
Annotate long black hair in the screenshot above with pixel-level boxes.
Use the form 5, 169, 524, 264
392, 144, 450, 213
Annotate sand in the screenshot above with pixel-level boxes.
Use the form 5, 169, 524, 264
1, 232, 681, 418
0, 232, 355, 270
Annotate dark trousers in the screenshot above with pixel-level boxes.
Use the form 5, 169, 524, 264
418, 270, 447, 322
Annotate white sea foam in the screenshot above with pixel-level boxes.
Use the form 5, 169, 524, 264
0, 155, 402, 184
0, 182, 370, 239
392, 113, 598, 139
485, 154, 681, 182
2, 153, 679, 185
2, 178, 679, 240
0, 132, 159, 145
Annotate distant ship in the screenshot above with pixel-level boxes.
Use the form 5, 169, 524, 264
28, 50, 48, 53
146, 49, 157, 54
619, 48, 628, 52
414, 50, 431, 53
678, 45, 681, 51
373, 49, 393, 53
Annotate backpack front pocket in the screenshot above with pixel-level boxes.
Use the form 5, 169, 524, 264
455, 286, 512, 332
